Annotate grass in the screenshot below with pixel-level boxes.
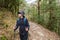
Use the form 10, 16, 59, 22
0, 8, 17, 40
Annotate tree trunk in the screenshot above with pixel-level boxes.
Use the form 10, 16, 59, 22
38, 0, 41, 15
37, 0, 41, 23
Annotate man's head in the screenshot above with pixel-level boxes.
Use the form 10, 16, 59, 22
18, 11, 25, 18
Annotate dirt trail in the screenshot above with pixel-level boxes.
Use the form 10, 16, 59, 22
28, 22, 60, 40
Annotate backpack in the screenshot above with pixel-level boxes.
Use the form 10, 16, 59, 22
19, 18, 26, 25
24, 18, 27, 25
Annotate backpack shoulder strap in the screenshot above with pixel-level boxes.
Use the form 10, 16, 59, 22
24, 18, 27, 24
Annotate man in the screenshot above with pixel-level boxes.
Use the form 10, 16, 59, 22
14, 11, 30, 40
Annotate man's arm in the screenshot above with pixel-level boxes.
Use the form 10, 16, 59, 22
14, 20, 19, 31
25, 19, 30, 31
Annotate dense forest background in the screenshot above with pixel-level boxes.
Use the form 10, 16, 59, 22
26, 0, 60, 35
0, 0, 60, 40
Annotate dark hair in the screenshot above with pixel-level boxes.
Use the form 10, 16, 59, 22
18, 12, 21, 14
23, 16, 25, 18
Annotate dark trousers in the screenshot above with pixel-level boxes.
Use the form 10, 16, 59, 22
19, 32, 28, 40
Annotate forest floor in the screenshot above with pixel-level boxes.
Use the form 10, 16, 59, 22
0, 9, 60, 40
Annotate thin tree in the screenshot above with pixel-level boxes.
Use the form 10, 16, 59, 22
37, 0, 41, 23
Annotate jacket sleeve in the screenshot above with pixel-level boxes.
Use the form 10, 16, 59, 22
25, 19, 30, 30
14, 20, 19, 31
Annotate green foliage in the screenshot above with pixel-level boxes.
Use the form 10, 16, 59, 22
3, 24, 8, 29
0, 35, 8, 40
26, 0, 60, 35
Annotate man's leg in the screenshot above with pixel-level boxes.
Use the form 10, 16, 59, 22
20, 34, 23, 40
23, 32, 28, 40
19, 32, 28, 40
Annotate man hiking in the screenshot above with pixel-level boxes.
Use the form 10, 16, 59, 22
14, 11, 30, 40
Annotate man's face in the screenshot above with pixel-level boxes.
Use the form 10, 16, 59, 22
18, 14, 22, 18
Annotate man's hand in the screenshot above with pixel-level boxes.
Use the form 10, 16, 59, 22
25, 27, 28, 31
13, 26, 16, 32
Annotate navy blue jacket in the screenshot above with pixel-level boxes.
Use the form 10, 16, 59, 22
14, 17, 30, 35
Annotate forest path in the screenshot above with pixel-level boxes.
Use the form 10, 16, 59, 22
28, 22, 60, 40
9, 21, 60, 40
